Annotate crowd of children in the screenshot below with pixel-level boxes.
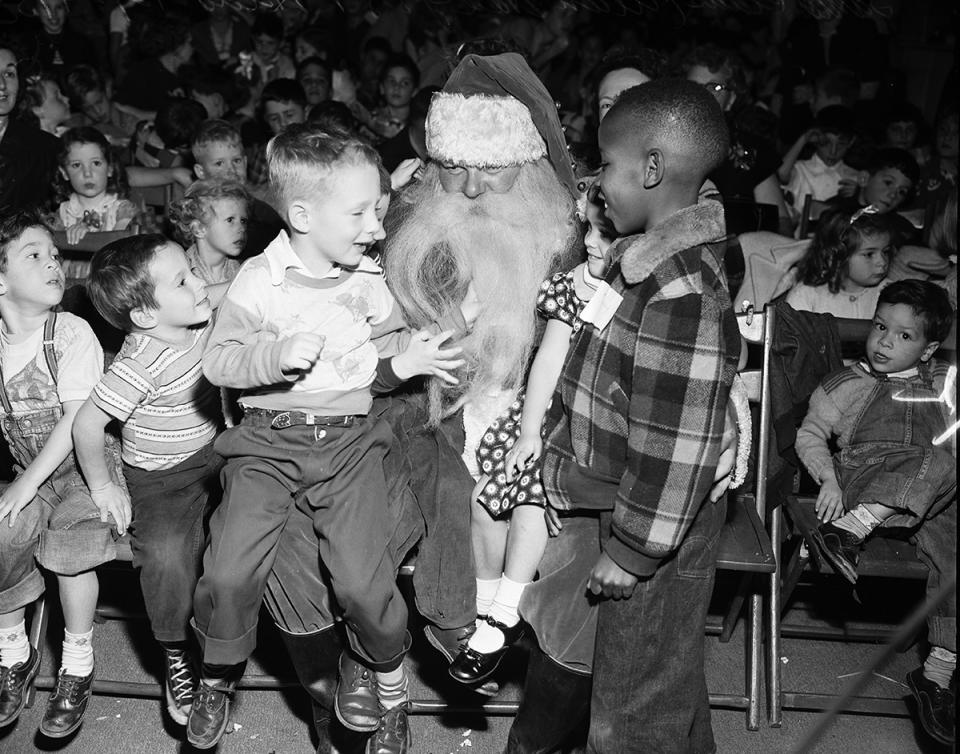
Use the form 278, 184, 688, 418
0, 1, 956, 751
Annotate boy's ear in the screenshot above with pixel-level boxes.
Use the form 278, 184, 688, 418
920, 341, 941, 363
857, 170, 869, 187
194, 163, 206, 180
643, 149, 664, 189
286, 200, 311, 234
129, 306, 157, 330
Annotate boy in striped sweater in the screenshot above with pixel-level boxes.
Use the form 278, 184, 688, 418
72, 234, 225, 729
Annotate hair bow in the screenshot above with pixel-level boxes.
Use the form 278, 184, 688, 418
82, 210, 103, 230
849, 204, 881, 224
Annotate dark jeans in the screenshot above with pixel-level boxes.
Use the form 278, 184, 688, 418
124, 444, 222, 644
588, 495, 726, 754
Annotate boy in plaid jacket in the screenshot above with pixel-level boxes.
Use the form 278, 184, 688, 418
525, 79, 741, 753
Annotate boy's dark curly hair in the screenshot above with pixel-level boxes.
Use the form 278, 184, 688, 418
797, 208, 896, 293
877, 280, 954, 343
0, 209, 50, 272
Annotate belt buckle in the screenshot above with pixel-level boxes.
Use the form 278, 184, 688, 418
271, 411, 293, 429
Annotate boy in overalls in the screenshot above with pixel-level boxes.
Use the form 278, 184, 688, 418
798, 279, 956, 745
0, 211, 118, 739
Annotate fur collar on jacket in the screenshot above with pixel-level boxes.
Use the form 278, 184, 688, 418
617, 201, 726, 286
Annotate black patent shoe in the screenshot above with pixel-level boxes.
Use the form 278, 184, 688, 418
0, 646, 41, 727
335, 653, 382, 733
39, 667, 94, 738
811, 521, 863, 584
448, 617, 524, 685
366, 704, 410, 754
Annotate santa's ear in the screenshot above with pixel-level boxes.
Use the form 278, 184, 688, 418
643, 149, 664, 189
286, 200, 311, 234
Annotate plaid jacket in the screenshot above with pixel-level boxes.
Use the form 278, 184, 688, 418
541, 201, 740, 576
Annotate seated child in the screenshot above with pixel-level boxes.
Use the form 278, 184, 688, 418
797, 279, 956, 744
190, 119, 285, 257
778, 105, 859, 223
785, 207, 896, 319
20, 73, 71, 136
72, 234, 224, 728
370, 54, 419, 142
0, 211, 117, 739
62, 64, 138, 146
246, 79, 308, 187
449, 184, 618, 686
48, 127, 138, 279
168, 179, 249, 289
189, 124, 464, 750
297, 56, 332, 111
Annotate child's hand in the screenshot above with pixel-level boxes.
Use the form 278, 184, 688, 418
91, 481, 131, 534
392, 330, 464, 384
504, 433, 542, 483
391, 158, 422, 190
587, 551, 638, 600
0, 477, 39, 526
279, 332, 326, 373
815, 478, 844, 522
544, 504, 563, 537
837, 177, 859, 198
65, 222, 90, 245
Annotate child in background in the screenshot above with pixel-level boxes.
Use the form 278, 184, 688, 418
246, 79, 307, 187
449, 185, 618, 686
168, 179, 249, 291
20, 74, 71, 136
297, 56, 332, 112
796, 280, 955, 744
779, 105, 859, 223
62, 64, 139, 146
49, 127, 138, 279
245, 12, 295, 87
72, 234, 224, 729
190, 119, 285, 258
0, 212, 118, 739
786, 208, 895, 319
371, 54, 419, 141
191, 124, 463, 751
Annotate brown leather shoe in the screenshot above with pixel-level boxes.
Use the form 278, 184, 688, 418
907, 667, 955, 745
186, 681, 234, 749
811, 522, 863, 584
0, 646, 40, 727
334, 654, 382, 733
39, 667, 94, 738
366, 704, 410, 754
423, 620, 478, 664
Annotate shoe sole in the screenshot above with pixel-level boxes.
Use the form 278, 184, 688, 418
906, 672, 955, 746
422, 627, 457, 664
187, 699, 231, 750
810, 529, 859, 584
0, 653, 40, 728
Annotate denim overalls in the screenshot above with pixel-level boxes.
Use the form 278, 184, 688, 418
0, 311, 115, 615
836, 361, 957, 650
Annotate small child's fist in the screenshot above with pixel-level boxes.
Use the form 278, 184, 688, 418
280, 332, 326, 373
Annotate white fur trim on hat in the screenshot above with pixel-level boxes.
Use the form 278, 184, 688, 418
426, 93, 547, 168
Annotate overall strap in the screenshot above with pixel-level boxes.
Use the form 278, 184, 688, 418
43, 309, 59, 386
0, 355, 11, 415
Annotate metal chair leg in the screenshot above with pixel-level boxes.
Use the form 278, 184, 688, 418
746, 591, 762, 731
767, 507, 783, 727
720, 573, 750, 644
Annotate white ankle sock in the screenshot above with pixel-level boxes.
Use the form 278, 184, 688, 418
61, 629, 94, 677
0, 621, 30, 667
376, 666, 409, 710
476, 577, 501, 617
488, 575, 528, 628
467, 620, 506, 653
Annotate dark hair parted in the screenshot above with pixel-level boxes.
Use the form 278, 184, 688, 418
0, 210, 51, 272
797, 208, 897, 293
87, 234, 167, 331
56, 127, 129, 203
867, 147, 920, 185
603, 78, 730, 180
877, 280, 954, 343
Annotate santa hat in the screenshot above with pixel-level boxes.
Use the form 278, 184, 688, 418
426, 52, 578, 198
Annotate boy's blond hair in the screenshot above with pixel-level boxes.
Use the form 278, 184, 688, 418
266, 123, 381, 210
191, 119, 243, 163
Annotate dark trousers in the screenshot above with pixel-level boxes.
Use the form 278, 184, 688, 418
588, 496, 726, 754
124, 444, 222, 644
192, 417, 408, 671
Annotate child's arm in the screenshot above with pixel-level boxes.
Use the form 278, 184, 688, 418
389, 329, 464, 385
504, 318, 572, 481
796, 384, 845, 522
72, 399, 131, 534
777, 129, 814, 185
125, 165, 193, 189
0, 399, 83, 526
